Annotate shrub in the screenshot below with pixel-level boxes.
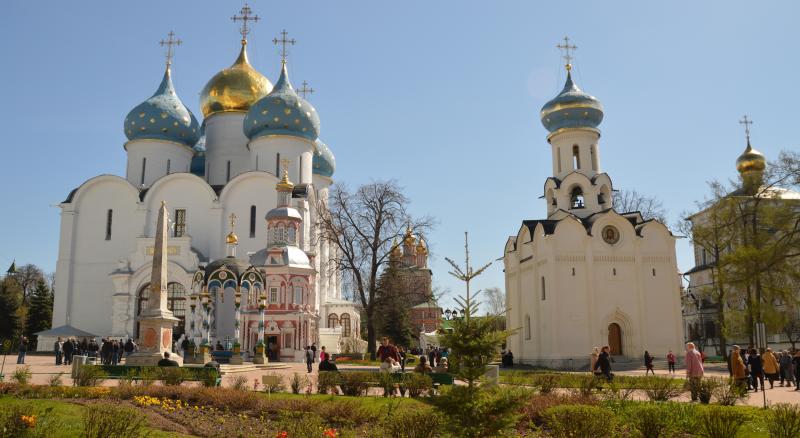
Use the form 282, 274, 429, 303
696, 406, 745, 438
47, 372, 64, 387
158, 367, 190, 386
11, 366, 32, 385
274, 412, 326, 437
73, 366, 106, 387
290, 372, 309, 394
0, 404, 59, 438
641, 376, 683, 401
629, 403, 674, 438
382, 407, 444, 438
434, 385, 527, 438
403, 373, 433, 397
543, 405, 617, 438
601, 380, 636, 402
228, 374, 250, 391
712, 378, 746, 406
570, 375, 602, 397
768, 403, 800, 438
199, 369, 219, 387
137, 367, 158, 387
518, 393, 597, 427
695, 378, 720, 404
339, 372, 371, 397
82, 403, 148, 438
316, 399, 376, 428
535, 374, 558, 394
318, 372, 340, 395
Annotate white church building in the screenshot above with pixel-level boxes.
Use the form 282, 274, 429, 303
504, 53, 683, 369
50, 8, 361, 359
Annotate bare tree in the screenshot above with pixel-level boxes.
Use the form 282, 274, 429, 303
316, 181, 433, 358
613, 189, 667, 222
484, 287, 505, 316
14, 264, 46, 305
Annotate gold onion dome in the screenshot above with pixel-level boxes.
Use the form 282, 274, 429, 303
199, 41, 272, 117
390, 238, 402, 259
403, 227, 416, 246
226, 231, 239, 245
276, 167, 295, 191
416, 237, 428, 255
736, 141, 766, 174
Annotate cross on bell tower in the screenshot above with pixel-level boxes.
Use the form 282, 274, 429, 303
556, 36, 577, 71
739, 115, 753, 143
159, 31, 182, 67
298, 81, 314, 99
273, 29, 296, 64
232, 2, 260, 42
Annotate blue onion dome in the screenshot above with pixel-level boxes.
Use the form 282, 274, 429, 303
124, 66, 200, 146
313, 139, 336, 178
540, 70, 604, 133
243, 62, 320, 142
190, 132, 206, 177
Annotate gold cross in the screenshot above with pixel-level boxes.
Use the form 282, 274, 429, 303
556, 36, 577, 71
273, 29, 296, 63
229, 213, 238, 229
232, 2, 260, 41
298, 81, 314, 99
159, 31, 182, 67
739, 115, 753, 142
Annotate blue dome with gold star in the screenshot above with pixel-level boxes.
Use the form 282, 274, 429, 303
124, 67, 200, 147
244, 62, 320, 142
313, 139, 335, 178
540, 71, 603, 133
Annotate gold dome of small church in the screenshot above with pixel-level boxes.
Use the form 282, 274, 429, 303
736, 141, 766, 175
199, 41, 272, 118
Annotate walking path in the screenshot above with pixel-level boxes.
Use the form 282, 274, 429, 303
2, 355, 798, 407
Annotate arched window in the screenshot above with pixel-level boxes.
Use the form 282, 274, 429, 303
249, 205, 257, 238
570, 186, 585, 209
524, 314, 531, 340
541, 277, 546, 301
327, 313, 338, 328
137, 282, 186, 336
572, 145, 581, 170
340, 313, 351, 337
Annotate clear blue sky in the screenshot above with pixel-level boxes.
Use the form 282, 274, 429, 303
1, 1, 798, 311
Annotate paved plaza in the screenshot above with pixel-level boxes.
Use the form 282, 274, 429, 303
3, 355, 799, 407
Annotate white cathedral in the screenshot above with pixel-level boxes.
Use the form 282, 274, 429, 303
50, 9, 361, 360
504, 53, 683, 369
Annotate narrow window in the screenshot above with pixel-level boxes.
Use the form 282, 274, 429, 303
275, 153, 281, 176
541, 277, 546, 301
571, 267, 575, 276
652, 268, 656, 277
294, 286, 303, 304
591, 144, 598, 170
525, 314, 531, 340
105, 209, 113, 240
256, 155, 259, 170
572, 145, 581, 169
174, 209, 186, 237
557, 148, 562, 173
166, 159, 171, 175
226, 160, 231, 182
613, 268, 617, 276
140, 157, 147, 186
249, 205, 256, 238
269, 287, 278, 303
299, 156, 303, 182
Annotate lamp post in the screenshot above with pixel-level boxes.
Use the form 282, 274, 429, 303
254, 291, 267, 364
230, 288, 243, 364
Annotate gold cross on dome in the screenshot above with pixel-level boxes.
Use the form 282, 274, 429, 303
280, 158, 291, 174
273, 29, 296, 63
232, 2, 260, 41
298, 81, 314, 99
739, 115, 753, 142
159, 31, 182, 67
229, 213, 238, 229
556, 36, 577, 71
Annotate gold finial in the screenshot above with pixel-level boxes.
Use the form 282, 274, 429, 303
276, 158, 295, 191
416, 237, 428, 255
159, 31, 182, 67
226, 213, 239, 245
232, 2, 260, 43
298, 81, 314, 99
739, 115, 753, 144
273, 29, 296, 64
556, 36, 577, 71
403, 225, 416, 246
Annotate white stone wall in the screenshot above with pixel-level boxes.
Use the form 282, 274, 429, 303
203, 113, 252, 185
125, 140, 194, 187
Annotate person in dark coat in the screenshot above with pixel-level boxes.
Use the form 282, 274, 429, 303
16, 336, 27, 364
157, 351, 179, 367
748, 348, 764, 392
644, 351, 655, 375
593, 346, 613, 381
319, 353, 338, 372
63, 338, 74, 365
304, 346, 314, 373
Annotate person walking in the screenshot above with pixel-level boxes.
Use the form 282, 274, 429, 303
644, 350, 655, 375
762, 348, 779, 389
593, 346, 613, 381
748, 348, 764, 392
16, 336, 27, 364
54, 337, 64, 365
685, 342, 704, 401
667, 350, 676, 374
731, 346, 748, 391
590, 347, 600, 374
311, 343, 317, 363
304, 346, 314, 373
779, 350, 793, 387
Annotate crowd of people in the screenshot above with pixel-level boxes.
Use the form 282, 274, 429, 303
728, 346, 800, 392
51, 336, 138, 366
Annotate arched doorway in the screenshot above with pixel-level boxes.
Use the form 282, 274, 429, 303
608, 323, 623, 356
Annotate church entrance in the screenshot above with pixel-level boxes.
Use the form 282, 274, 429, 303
267, 335, 279, 361
608, 323, 623, 356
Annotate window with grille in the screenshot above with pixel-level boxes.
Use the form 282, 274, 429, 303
174, 209, 186, 237
269, 287, 278, 303
340, 313, 351, 337
294, 286, 303, 304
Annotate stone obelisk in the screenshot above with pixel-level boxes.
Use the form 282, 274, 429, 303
127, 201, 182, 366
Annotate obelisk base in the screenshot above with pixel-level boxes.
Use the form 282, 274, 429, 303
127, 313, 181, 366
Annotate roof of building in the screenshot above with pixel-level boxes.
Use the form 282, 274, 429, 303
35, 324, 98, 338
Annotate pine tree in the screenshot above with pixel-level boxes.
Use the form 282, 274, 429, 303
0, 277, 23, 341
25, 279, 53, 348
